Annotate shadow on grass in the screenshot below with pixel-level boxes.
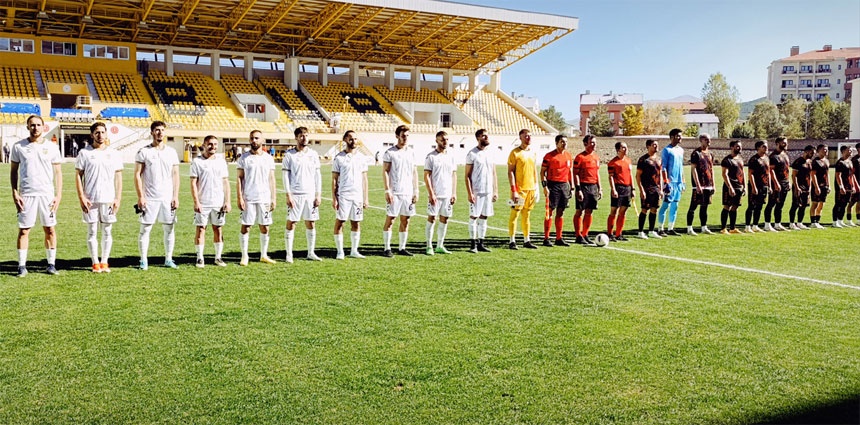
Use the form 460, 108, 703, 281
754, 396, 860, 425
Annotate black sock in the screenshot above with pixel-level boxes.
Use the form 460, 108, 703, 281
648, 212, 656, 231
789, 203, 797, 223
729, 210, 738, 229
774, 202, 784, 224
638, 212, 646, 232
753, 206, 762, 227
764, 202, 774, 223
798, 208, 806, 223
848, 211, 853, 220
700, 207, 708, 227
721, 209, 729, 229
687, 206, 696, 227
745, 207, 753, 226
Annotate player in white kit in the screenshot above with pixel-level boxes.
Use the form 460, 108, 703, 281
75, 122, 122, 273
190, 135, 231, 268
424, 131, 457, 255
10, 115, 62, 277
283, 127, 322, 263
465, 128, 498, 253
237, 129, 277, 266
382, 125, 419, 257
134, 121, 180, 270
332, 130, 369, 259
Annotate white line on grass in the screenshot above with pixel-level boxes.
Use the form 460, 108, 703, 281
606, 246, 858, 291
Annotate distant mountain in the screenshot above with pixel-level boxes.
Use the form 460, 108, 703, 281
740, 97, 767, 120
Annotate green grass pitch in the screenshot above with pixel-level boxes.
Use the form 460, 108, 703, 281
0, 161, 858, 424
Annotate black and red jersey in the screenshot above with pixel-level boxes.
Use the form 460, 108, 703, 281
769, 151, 791, 185
637, 154, 661, 194
791, 157, 812, 191
747, 154, 770, 191
721, 154, 744, 190
811, 157, 830, 188
690, 148, 714, 189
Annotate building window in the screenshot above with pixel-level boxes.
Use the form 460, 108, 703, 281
836, 93, 840, 99
782, 80, 794, 87
42, 40, 77, 56
837, 79, 841, 84
0, 37, 35, 53
800, 65, 813, 73
838, 64, 842, 70
83, 44, 130, 60
609, 113, 615, 121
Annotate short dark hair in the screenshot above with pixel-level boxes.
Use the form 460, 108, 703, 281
90, 121, 106, 133
615, 141, 626, 151
204, 135, 218, 143
249, 129, 262, 138
26, 115, 44, 126
475, 128, 487, 139
518, 128, 530, 136
855, 142, 860, 150
816, 144, 826, 152
294, 127, 308, 137
395, 125, 410, 136
775, 136, 787, 144
150, 120, 166, 131
646, 139, 656, 148
730, 140, 740, 148
669, 128, 682, 138
699, 133, 711, 141
804, 145, 815, 152
554, 135, 566, 143
435, 130, 447, 138
582, 134, 595, 144
840, 145, 849, 153
342, 130, 355, 141
754, 140, 766, 149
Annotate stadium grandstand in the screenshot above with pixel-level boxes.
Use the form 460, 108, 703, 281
0, 0, 578, 163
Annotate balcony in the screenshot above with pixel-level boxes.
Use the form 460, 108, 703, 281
816, 68, 831, 74
781, 70, 797, 74
815, 83, 831, 88
799, 69, 814, 74
799, 84, 813, 88
780, 84, 795, 89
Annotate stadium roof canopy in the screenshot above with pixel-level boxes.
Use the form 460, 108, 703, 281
2, 0, 579, 72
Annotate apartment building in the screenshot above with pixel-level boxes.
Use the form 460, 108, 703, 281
767, 45, 860, 104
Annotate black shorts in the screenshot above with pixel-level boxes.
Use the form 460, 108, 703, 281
811, 186, 830, 203
575, 183, 600, 210
851, 192, 860, 204
792, 190, 810, 208
641, 191, 660, 210
835, 191, 852, 205
610, 184, 632, 208
546, 180, 571, 210
768, 186, 789, 205
722, 184, 744, 207
691, 188, 715, 206
748, 186, 767, 208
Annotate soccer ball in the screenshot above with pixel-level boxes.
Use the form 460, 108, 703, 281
595, 233, 610, 247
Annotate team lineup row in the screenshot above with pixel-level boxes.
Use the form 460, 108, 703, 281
8, 116, 860, 276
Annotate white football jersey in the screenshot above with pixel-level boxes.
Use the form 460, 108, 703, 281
76, 145, 122, 203
282, 147, 320, 195
190, 154, 229, 208
466, 146, 494, 196
11, 139, 62, 197
135, 144, 179, 202
383, 145, 415, 196
425, 149, 455, 198
332, 151, 367, 202
237, 151, 275, 203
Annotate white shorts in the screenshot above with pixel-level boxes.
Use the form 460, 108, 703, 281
194, 207, 227, 227
288, 194, 320, 222
427, 197, 454, 217
336, 198, 364, 222
82, 202, 118, 224
240, 202, 273, 226
469, 194, 495, 218
386, 194, 416, 217
140, 200, 177, 225
18, 196, 57, 228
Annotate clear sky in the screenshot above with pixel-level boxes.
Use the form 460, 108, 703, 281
457, 0, 860, 122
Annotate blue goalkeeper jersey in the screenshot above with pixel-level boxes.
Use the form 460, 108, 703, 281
661, 144, 684, 184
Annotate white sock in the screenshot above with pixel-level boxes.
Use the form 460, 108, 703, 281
100, 223, 113, 264
334, 233, 344, 256
239, 232, 249, 258
260, 233, 270, 258
383, 230, 392, 251
195, 244, 204, 260
668, 222, 675, 231
437, 222, 448, 247
510, 235, 516, 243
86, 222, 99, 265
46, 248, 56, 265
214, 242, 223, 260
468, 218, 477, 239
350, 231, 360, 254
398, 231, 408, 250
478, 219, 488, 239
425, 221, 435, 248
18, 249, 27, 267
139, 224, 153, 261
306, 228, 316, 255
285, 229, 294, 257
162, 224, 175, 262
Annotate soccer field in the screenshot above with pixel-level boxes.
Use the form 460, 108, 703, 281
1, 162, 858, 424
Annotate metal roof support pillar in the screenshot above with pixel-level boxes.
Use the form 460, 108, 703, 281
350, 62, 359, 88
386, 65, 395, 90
165, 48, 175, 77
489, 71, 500, 93
411, 67, 421, 92
442, 69, 453, 94
318, 59, 328, 86
244, 53, 254, 81
211, 52, 220, 81
284, 57, 298, 91
468, 71, 477, 93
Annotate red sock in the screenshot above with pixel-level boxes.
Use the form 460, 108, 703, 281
615, 214, 626, 237
555, 216, 564, 239
573, 211, 582, 236
583, 214, 593, 237
544, 217, 552, 239
607, 213, 616, 235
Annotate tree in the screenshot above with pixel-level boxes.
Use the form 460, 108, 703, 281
747, 101, 782, 138
806, 97, 833, 139
619, 105, 644, 136
731, 122, 754, 139
683, 125, 699, 137
587, 102, 614, 137
642, 105, 665, 135
702, 73, 741, 138
539, 105, 566, 133
664, 107, 687, 133
830, 101, 850, 139
779, 98, 807, 139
